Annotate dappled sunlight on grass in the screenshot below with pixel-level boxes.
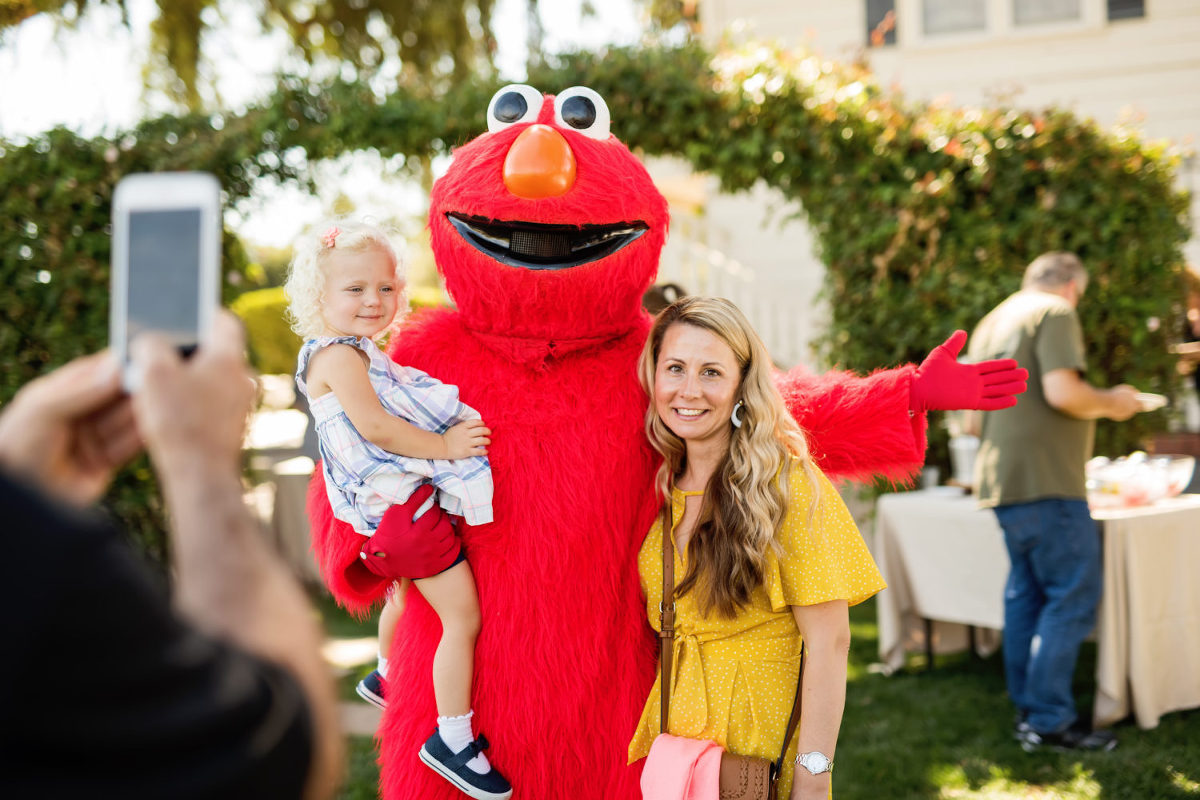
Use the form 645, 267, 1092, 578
1169, 768, 1200, 793
929, 760, 1100, 799
839, 599, 1200, 799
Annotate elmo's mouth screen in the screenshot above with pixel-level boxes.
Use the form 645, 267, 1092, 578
447, 213, 648, 271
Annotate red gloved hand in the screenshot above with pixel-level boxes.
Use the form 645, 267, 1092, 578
909, 330, 1029, 412
359, 485, 462, 580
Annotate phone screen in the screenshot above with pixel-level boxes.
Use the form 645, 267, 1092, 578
127, 208, 202, 344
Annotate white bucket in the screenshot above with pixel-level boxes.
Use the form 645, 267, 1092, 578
949, 435, 980, 487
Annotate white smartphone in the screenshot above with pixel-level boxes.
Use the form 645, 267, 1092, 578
110, 172, 221, 391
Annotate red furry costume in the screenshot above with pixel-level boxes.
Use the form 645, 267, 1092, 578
307, 87, 1012, 799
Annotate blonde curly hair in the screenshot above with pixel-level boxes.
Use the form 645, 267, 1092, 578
638, 296, 822, 618
284, 219, 407, 340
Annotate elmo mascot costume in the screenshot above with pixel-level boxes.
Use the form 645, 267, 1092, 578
307, 84, 1025, 799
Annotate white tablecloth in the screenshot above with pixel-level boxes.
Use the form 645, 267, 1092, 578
873, 489, 1200, 729
874, 489, 1006, 673
1094, 496, 1200, 728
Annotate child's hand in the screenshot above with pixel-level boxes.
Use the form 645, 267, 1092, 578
442, 419, 490, 459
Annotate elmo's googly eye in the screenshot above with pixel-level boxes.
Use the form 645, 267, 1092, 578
554, 87, 611, 141
487, 84, 544, 133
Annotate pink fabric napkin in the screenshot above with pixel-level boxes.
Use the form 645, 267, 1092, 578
640, 733, 723, 800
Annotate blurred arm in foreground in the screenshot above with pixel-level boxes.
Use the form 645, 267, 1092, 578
0, 311, 341, 799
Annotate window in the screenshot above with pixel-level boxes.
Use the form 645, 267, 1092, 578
1108, 0, 1145, 20
867, 0, 897, 46
1014, 0, 1081, 25
922, 0, 987, 35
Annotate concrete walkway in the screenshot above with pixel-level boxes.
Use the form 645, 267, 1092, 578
341, 700, 382, 737
324, 634, 385, 737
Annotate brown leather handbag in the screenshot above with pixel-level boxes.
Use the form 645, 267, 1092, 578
657, 507, 804, 800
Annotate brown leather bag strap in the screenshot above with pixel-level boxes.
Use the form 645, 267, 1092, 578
772, 647, 805, 778
658, 503, 676, 735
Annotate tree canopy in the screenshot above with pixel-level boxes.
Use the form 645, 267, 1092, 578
1, 0, 695, 110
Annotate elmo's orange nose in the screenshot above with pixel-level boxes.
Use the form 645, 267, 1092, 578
503, 124, 577, 198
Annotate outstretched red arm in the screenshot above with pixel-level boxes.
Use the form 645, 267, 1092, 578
778, 364, 927, 485
778, 331, 1027, 484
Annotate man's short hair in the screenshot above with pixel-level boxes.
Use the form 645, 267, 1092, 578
1023, 251, 1088, 292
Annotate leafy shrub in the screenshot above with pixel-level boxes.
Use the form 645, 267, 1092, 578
231, 286, 302, 375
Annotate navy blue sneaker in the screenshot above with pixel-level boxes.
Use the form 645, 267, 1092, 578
1018, 720, 1118, 753
418, 730, 513, 800
1013, 710, 1031, 740
355, 669, 386, 710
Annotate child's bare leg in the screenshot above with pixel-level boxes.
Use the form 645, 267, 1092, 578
378, 579, 408, 666
413, 560, 480, 717
357, 580, 407, 709
413, 559, 509, 791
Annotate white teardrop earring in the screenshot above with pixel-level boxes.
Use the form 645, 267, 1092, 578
730, 400, 745, 429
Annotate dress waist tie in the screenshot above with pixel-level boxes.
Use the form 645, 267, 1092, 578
667, 632, 709, 738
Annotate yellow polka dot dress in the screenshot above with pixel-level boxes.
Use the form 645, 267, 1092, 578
627, 460, 886, 798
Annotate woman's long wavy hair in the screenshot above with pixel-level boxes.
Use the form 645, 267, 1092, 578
638, 296, 822, 618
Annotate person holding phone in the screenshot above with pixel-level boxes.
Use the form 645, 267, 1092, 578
0, 312, 342, 798
286, 220, 511, 800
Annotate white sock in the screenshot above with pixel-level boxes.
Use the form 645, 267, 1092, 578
437, 710, 491, 774
376, 653, 389, 679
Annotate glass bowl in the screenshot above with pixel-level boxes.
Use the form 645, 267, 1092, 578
1156, 454, 1196, 497
1085, 453, 1192, 508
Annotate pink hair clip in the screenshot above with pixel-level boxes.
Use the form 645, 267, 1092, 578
321, 226, 341, 248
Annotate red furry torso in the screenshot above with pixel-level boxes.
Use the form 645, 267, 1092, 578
378, 308, 662, 799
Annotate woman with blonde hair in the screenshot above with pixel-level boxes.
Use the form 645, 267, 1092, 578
627, 296, 886, 799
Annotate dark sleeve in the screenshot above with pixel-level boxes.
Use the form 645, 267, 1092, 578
0, 476, 313, 800
1035, 307, 1088, 375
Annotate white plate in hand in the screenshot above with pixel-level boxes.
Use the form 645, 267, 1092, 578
1136, 392, 1167, 412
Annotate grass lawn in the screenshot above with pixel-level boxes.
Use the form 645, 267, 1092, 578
339, 736, 385, 800
324, 595, 1200, 799
839, 601, 1200, 798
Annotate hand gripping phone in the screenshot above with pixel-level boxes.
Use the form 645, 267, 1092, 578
110, 172, 221, 391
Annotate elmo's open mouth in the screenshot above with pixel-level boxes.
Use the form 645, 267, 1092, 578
447, 213, 648, 271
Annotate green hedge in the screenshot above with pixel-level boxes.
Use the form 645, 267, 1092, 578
231, 286, 303, 375
2, 41, 1190, 556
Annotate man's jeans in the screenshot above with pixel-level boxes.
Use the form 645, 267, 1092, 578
994, 498, 1101, 734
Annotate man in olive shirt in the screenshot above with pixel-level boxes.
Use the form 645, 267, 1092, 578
968, 252, 1141, 752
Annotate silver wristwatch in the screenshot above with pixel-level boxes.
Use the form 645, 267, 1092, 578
795, 751, 834, 775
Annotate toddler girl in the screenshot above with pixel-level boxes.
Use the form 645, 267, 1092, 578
286, 220, 511, 800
